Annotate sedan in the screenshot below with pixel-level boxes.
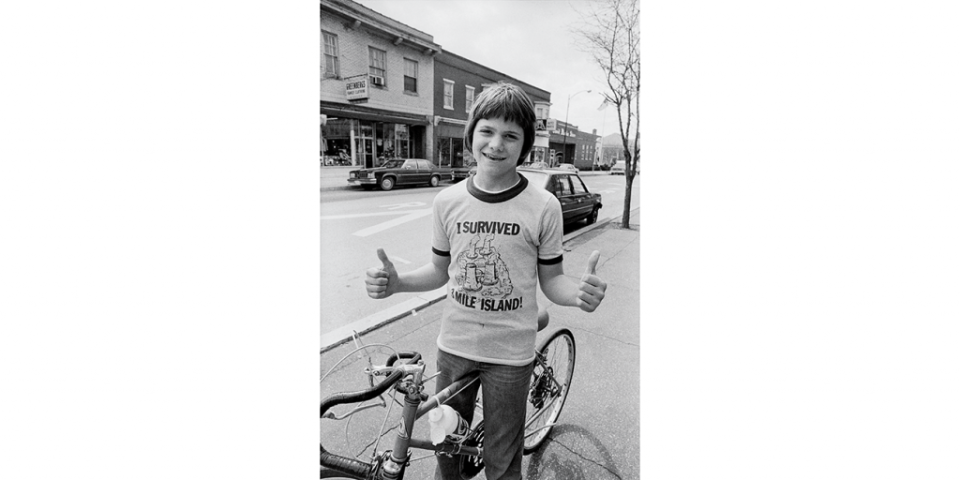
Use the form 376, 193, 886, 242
348, 158, 453, 191
519, 167, 603, 226
448, 162, 477, 182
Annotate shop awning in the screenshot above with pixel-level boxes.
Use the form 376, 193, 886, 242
321, 101, 431, 126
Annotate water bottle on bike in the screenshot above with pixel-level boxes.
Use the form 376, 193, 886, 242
427, 404, 469, 445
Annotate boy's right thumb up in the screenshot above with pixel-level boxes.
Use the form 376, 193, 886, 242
366, 248, 397, 300
377, 248, 394, 270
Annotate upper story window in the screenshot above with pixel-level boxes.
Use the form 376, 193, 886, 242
536, 105, 548, 119
403, 58, 418, 93
369, 47, 387, 87
465, 86, 475, 113
443, 79, 455, 110
322, 31, 340, 78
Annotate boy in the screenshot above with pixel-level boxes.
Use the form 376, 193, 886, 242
365, 82, 606, 479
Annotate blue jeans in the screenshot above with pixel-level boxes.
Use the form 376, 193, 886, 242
434, 349, 534, 480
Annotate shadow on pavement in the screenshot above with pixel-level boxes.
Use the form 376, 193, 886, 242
525, 424, 626, 480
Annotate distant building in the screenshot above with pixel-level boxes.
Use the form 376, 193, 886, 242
547, 121, 600, 170
320, 0, 440, 167
433, 50, 551, 168
599, 133, 638, 166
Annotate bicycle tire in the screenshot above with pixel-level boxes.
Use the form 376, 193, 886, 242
523, 328, 576, 454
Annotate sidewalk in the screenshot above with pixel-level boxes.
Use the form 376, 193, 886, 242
320, 211, 639, 478
319, 165, 356, 192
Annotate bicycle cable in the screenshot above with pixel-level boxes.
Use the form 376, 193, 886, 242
321, 342, 398, 383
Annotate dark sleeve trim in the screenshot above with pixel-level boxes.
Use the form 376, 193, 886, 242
538, 255, 563, 265
432, 247, 451, 257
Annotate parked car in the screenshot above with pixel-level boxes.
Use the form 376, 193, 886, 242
448, 162, 477, 182
518, 167, 603, 226
557, 163, 579, 173
347, 158, 453, 191
610, 161, 626, 175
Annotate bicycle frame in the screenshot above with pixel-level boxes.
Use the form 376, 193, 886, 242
378, 365, 483, 477
321, 343, 565, 479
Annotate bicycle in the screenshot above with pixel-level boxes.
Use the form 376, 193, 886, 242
320, 313, 576, 479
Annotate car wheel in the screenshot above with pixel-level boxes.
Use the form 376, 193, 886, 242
379, 176, 395, 191
429, 175, 440, 187
587, 207, 599, 225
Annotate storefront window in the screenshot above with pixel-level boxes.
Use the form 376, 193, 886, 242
377, 123, 393, 161
395, 125, 410, 158
435, 137, 465, 167
321, 118, 353, 166
452, 138, 464, 167
437, 137, 451, 167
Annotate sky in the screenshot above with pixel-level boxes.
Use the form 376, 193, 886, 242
356, 0, 622, 139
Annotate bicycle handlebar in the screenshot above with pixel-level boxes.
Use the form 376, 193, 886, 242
320, 351, 422, 478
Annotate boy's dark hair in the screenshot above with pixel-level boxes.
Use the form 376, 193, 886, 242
463, 82, 537, 165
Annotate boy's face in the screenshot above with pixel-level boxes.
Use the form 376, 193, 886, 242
472, 117, 525, 176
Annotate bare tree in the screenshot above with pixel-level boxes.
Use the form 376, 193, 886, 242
574, 0, 640, 228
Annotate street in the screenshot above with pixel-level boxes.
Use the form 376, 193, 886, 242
320, 167, 639, 335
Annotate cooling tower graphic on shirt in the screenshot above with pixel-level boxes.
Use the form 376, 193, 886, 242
455, 233, 513, 298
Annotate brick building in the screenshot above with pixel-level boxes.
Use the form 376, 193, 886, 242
547, 120, 600, 170
433, 50, 551, 168
320, 0, 441, 167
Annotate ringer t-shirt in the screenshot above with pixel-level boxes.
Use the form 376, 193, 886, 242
431, 174, 564, 366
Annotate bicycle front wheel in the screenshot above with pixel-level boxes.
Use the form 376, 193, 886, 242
523, 328, 576, 454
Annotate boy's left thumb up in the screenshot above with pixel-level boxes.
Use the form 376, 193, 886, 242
584, 250, 601, 276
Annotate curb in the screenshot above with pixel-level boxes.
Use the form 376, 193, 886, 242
320, 207, 638, 353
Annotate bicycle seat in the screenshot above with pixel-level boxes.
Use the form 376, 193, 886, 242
537, 309, 549, 332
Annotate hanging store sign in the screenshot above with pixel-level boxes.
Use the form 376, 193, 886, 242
345, 75, 369, 101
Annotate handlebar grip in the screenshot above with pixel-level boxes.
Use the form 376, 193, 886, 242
320, 351, 422, 475
320, 352, 421, 416
386, 351, 420, 367
321, 445, 373, 478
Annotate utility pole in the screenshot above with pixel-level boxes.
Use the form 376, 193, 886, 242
561, 89, 591, 167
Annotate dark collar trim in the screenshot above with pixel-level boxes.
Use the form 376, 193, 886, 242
466, 174, 529, 203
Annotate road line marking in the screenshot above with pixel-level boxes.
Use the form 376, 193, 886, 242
352, 208, 432, 237
321, 210, 424, 221
379, 201, 426, 210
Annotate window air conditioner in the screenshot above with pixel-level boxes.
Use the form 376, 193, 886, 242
370, 75, 385, 86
